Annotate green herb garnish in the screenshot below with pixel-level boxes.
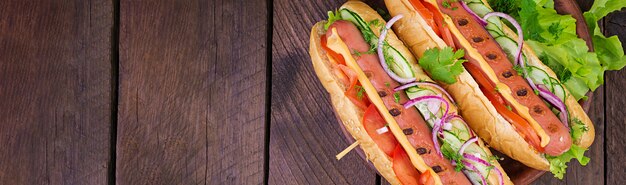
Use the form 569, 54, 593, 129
352, 49, 375, 58
441, 142, 465, 172
419, 47, 467, 84
355, 85, 365, 100
394, 92, 401, 103
570, 118, 589, 140
442, 1, 452, 8
513, 65, 525, 77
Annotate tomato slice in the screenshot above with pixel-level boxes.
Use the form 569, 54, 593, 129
363, 105, 398, 156
422, 1, 457, 49
440, 26, 456, 49
464, 62, 544, 152
321, 35, 370, 109
338, 65, 371, 110
321, 34, 346, 65
392, 145, 423, 185
409, 0, 440, 36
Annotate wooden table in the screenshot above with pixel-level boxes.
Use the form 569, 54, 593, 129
0, 0, 622, 184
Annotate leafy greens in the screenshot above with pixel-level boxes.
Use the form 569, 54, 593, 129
487, 0, 625, 178
494, 0, 626, 100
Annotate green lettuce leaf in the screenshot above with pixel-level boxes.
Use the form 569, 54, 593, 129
527, 39, 603, 91
587, 0, 626, 19
570, 118, 590, 141
324, 10, 342, 30
584, 0, 626, 71
519, 0, 626, 100
546, 145, 590, 179
519, 0, 578, 44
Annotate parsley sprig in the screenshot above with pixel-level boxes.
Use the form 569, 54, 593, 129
419, 47, 467, 84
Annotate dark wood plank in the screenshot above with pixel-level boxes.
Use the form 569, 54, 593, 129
117, 0, 267, 184
603, 8, 626, 185
270, 0, 384, 184
0, 0, 114, 184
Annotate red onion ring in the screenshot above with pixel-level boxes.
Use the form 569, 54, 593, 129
463, 153, 491, 166
443, 114, 475, 138
460, 1, 488, 26
462, 161, 487, 185
537, 84, 569, 130
483, 12, 523, 65
493, 164, 505, 185
378, 14, 415, 84
404, 95, 450, 156
394, 81, 456, 104
463, 154, 505, 185
432, 120, 443, 156
519, 62, 569, 128
458, 137, 478, 155
403, 95, 449, 116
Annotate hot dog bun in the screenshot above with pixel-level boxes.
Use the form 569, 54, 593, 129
341, 1, 511, 184
310, 21, 404, 185
385, 0, 551, 170
311, 1, 513, 184
386, 0, 595, 171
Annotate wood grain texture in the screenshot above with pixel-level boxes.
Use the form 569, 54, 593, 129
0, 0, 114, 184
604, 9, 626, 185
117, 0, 267, 184
270, 0, 385, 184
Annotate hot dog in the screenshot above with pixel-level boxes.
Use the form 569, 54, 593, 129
385, 0, 595, 174
309, 1, 512, 184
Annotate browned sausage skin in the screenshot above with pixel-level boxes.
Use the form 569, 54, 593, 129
435, 0, 572, 156
328, 20, 472, 185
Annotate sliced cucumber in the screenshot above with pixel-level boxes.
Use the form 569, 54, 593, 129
550, 78, 567, 100
406, 88, 441, 125
340, 8, 414, 79
494, 36, 520, 63
442, 131, 464, 150
385, 45, 415, 79
528, 66, 569, 101
463, 0, 492, 17
339, 9, 378, 47
406, 86, 435, 97
339, 9, 369, 36
448, 119, 472, 141
528, 66, 552, 86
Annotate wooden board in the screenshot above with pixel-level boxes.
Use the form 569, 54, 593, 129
604, 9, 626, 185
0, 0, 114, 184
116, 0, 268, 184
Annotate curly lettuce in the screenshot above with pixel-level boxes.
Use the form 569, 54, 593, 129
487, 0, 625, 178
514, 0, 626, 100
